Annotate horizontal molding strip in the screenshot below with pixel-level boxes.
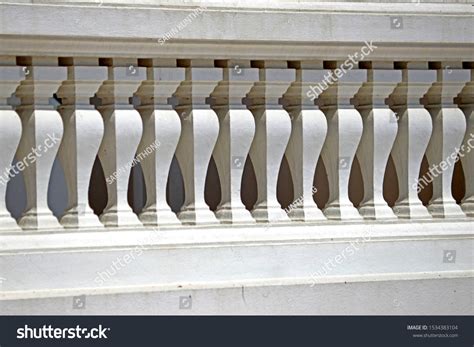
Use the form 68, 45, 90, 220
1, 1, 473, 14
1, 270, 472, 301
1, 36, 473, 61
0, 220, 473, 253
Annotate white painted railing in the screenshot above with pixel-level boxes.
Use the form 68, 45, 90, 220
0, 57, 472, 231
0, 0, 473, 315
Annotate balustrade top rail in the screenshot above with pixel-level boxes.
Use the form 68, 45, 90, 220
0, 1, 473, 62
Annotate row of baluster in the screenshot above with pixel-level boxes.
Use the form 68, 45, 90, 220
0, 57, 472, 230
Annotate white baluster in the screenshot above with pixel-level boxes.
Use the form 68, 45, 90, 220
134, 59, 184, 226
0, 58, 24, 231
173, 60, 221, 225
317, 64, 365, 220
282, 61, 327, 221
387, 63, 436, 219
455, 67, 474, 217
56, 58, 107, 229
14, 57, 66, 230
208, 61, 258, 224
422, 62, 469, 218
209, 60, 257, 224
95, 58, 145, 228
352, 63, 400, 220
245, 61, 294, 223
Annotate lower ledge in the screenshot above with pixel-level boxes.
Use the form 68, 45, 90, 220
1, 273, 472, 315
1, 220, 472, 314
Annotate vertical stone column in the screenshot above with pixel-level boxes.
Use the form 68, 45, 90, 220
422, 62, 469, 218
134, 59, 184, 227
0, 57, 24, 231
455, 66, 474, 217
95, 58, 145, 228
317, 63, 365, 220
14, 57, 66, 230
209, 60, 258, 224
56, 58, 107, 229
387, 62, 436, 219
173, 60, 222, 225
352, 62, 400, 220
281, 61, 327, 221
245, 61, 294, 223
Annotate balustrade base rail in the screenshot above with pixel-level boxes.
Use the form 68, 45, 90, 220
0, 220, 473, 314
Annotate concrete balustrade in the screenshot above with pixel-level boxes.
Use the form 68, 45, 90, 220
0, 0, 472, 317
0, 52, 472, 319
0, 58, 472, 232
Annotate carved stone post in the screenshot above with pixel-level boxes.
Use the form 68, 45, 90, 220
387, 62, 436, 219
455, 66, 474, 217
134, 59, 184, 227
281, 61, 327, 221
14, 57, 66, 230
95, 58, 145, 228
422, 62, 469, 218
0, 57, 24, 231
352, 62, 400, 220
318, 63, 365, 220
209, 60, 258, 224
173, 60, 222, 225
245, 61, 294, 223
56, 58, 107, 229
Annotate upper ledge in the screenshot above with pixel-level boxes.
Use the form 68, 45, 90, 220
0, 2, 473, 47
0, 220, 473, 253
1, 0, 473, 13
